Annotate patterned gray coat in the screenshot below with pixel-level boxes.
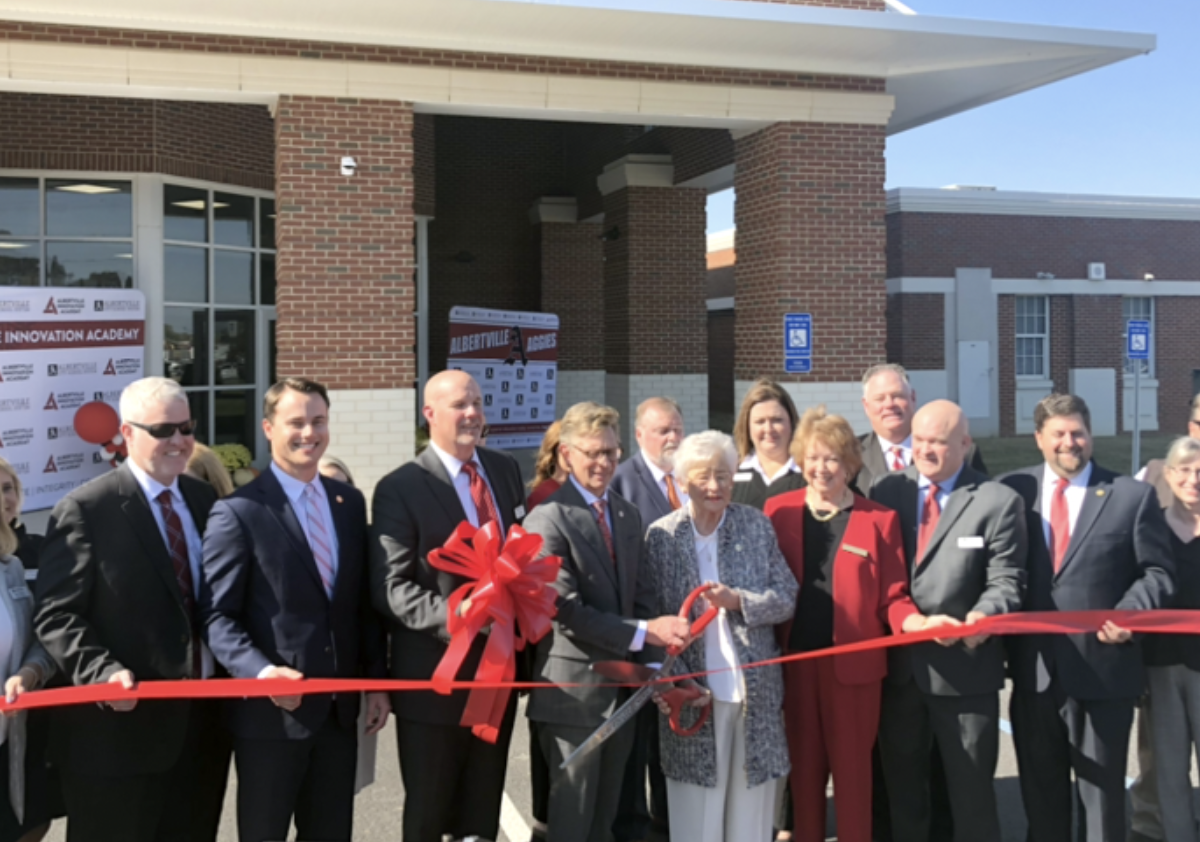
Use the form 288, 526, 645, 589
645, 502, 798, 788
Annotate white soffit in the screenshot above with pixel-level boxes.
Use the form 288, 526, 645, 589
888, 188, 1200, 222
0, 0, 1154, 134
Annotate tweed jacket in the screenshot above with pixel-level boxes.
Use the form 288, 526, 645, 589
0, 554, 55, 823
645, 502, 798, 788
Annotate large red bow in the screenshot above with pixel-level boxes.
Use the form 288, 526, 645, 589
427, 521, 561, 742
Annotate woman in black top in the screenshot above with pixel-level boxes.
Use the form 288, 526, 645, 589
1145, 435, 1200, 842
732, 379, 806, 511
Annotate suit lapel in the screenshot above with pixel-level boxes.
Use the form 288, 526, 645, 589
179, 477, 212, 536
895, 468, 921, 565
917, 467, 985, 568
1058, 466, 1112, 576
636, 456, 671, 521
322, 475, 353, 601
477, 447, 518, 530
116, 465, 186, 611
258, 469, 326, 596
611, 495, 640, 611
418, 446, 469, 526
834, 504, 877, 618
860, 433, 887, 488
559, 480, 620, 594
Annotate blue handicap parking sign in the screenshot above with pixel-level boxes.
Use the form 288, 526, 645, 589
1127, 319, 1151, 360
784, 314, 812, 372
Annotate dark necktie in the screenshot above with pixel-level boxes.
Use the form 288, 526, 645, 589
1050, 477, 1071, 573
916, 482, 941, 562
462, 461, 501, 530
592, 500, 615, 561
156, 490, 200, 678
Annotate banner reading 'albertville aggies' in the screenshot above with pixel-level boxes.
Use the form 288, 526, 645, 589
0, 289, 145, 512
448, 306, 559, 449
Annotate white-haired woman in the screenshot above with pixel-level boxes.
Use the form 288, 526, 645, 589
644, 430, 799, 842
1145, 436, 1200, 842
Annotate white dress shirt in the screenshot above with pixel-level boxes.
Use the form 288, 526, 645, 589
270, 462, 340, 576
128, 459, 215, 678
1039, 461, 1094, 548
690, 507, 743, 703
642, 452, 689, 508
429, 442, 505, 532
739, 453, 801, 484
879, 435, 914, 470
568, 475, 647, 652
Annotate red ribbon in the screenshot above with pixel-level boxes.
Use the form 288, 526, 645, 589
425, 521, 561, 743
7, 609, 1200, 713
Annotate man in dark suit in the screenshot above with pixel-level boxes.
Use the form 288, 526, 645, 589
199, 377, 389, 842
1000, 393, 1175, 842
370, 369, 528, 842
608, 395, 685, 841
523, 401, 690, 842
870, 400, 1027, 842
34, 376, 229, 842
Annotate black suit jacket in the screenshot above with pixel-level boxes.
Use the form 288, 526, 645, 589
610, 452, 674, 531
198, 467, 385, 740
34, 463, 217, 776
369, 445, 526, 724
870, 465, 1027, 696
854, 430, 989, 494
999, 462, 1175, 700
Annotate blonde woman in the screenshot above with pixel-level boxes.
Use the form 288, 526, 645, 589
185, 443, 235, 499
0, 461, 38, 572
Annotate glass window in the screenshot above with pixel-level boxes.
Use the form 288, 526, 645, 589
46, 180, 132, 238
214, 310, 256, 387
214, 250, 254, 305
164, 184, 208, 243
185, 391, 210, 445
164, 307, 209, 387
0, 178, 39, 238
165, 246, 208, 303
260, 253, 276, 306
1015, 296, 1048, 378
260, 198, 276, 250
0, 243, 39, 286
45, 241, 133, 288
214, 390, 257, 455
214, 192, 255, 248
1123, 297, 1154, 377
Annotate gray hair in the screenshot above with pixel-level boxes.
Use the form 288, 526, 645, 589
672, 431, 738, 480
120, 376, 188, 423
319, 454, 356, 486
1166, 436, 1200, 470
861, 363, 912, 398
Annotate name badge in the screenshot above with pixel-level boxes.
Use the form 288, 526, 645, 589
957, 536, 985, 549
733, 472, 754, 483
842, 544, 869, 557
514, 504, 526, 520
8, 585, 32, 601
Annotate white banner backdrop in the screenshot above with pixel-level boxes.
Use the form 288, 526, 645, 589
0, 289, 145, 512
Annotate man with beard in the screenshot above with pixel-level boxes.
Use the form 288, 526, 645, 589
1000, 393, 1174, 842
609, 396, 687, 841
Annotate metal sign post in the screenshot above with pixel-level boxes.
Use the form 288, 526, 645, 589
1127, 319, 1151, 474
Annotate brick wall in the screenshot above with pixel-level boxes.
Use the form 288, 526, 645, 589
888, 212, 1200, 280
1156, 296, 1200, 433
885, 292, 944, 369
602, 185, 708, 375
274, 95, 415, 390
733, 121, 887, 382
540, 220, 605, 371
0, 92, 274, 189
998, 295, 1015, 436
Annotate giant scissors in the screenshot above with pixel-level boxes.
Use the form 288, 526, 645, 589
560, 583, 720, 769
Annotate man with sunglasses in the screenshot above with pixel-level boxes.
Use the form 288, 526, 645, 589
34, 376, 230, 842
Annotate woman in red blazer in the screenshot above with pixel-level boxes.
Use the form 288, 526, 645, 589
765, 406, 917, 842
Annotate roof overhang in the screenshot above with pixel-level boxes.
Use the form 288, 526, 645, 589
0, 0, 1155, 134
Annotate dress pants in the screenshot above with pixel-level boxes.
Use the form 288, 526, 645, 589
613, 705, 667, 841
1010, 684, 1135, 842
1147, 665, 1200, 842
665, 702, 778, 842
234, 711, 358, 842
396, 706, 515, 842
878, 680, 1000, 842
538, 718, 636, 842
62, 700, 230, 842
1130, 693, 1164, 841
784, 658, 879, 842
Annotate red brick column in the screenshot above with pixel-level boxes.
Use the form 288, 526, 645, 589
733, 121, 887, 427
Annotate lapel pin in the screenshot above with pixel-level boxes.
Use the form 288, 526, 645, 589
336, 495, 344, 504
618, 510, 625, 518
1096, 489, 1105, 497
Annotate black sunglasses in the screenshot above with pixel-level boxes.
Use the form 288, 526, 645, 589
127, 419, 197, 439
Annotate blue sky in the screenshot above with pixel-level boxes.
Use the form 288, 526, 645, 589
707, 0, 1196, 232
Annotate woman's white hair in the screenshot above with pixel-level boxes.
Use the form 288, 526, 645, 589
672, 430, 738, 479
1166, 435, 1200, 469
119, 376, 189, 423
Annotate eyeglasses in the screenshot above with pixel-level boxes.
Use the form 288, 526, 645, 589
571, 444, 622, 464
1170, 467, 1200, 481
127, 419, 197, 439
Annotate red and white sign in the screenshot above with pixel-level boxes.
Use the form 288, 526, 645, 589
448, 306, 558, 449
0, 290, 145, 511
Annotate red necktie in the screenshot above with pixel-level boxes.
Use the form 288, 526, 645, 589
890, 447, 906, 472
664, 474, 682, 511
916, 482, 941, 562
462, 461, 501, 530
156, 490, 201, 678
592, 500, 615, 561
1050, 477, 1071, 573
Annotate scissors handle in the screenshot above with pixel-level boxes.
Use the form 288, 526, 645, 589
664, 685, 711, 736
668, 583, 720, 656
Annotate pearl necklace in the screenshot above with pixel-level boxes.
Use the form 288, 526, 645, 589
807, 490, 852, 522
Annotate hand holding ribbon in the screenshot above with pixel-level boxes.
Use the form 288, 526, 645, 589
427, 520, 561, 743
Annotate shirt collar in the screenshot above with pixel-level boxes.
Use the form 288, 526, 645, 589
127, 458, 181, 506
270, 461, 324, 505
918, 465, 963, 494
1043, 460, 1093, 491
569, 474, 608, 507
687, 504, 727, 543
430, 440, 480, 481
641, 451, 671, 483
739, 453, 800, 479
879, 434, 913, 454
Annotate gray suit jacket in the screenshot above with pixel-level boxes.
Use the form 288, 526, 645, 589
610, 453, 674, 530
523, 480, 656, 729
854, 430, 989, 495
870, 465, 1027, 696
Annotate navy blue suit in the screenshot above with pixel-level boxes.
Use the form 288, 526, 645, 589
200, 466, 386, 842
610, 453, 674, 529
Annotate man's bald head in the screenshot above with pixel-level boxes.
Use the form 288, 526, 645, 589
423, 369, 485, 460
911, 400, 972, 483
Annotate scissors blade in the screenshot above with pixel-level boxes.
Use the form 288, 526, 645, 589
560, 682, 656, 769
